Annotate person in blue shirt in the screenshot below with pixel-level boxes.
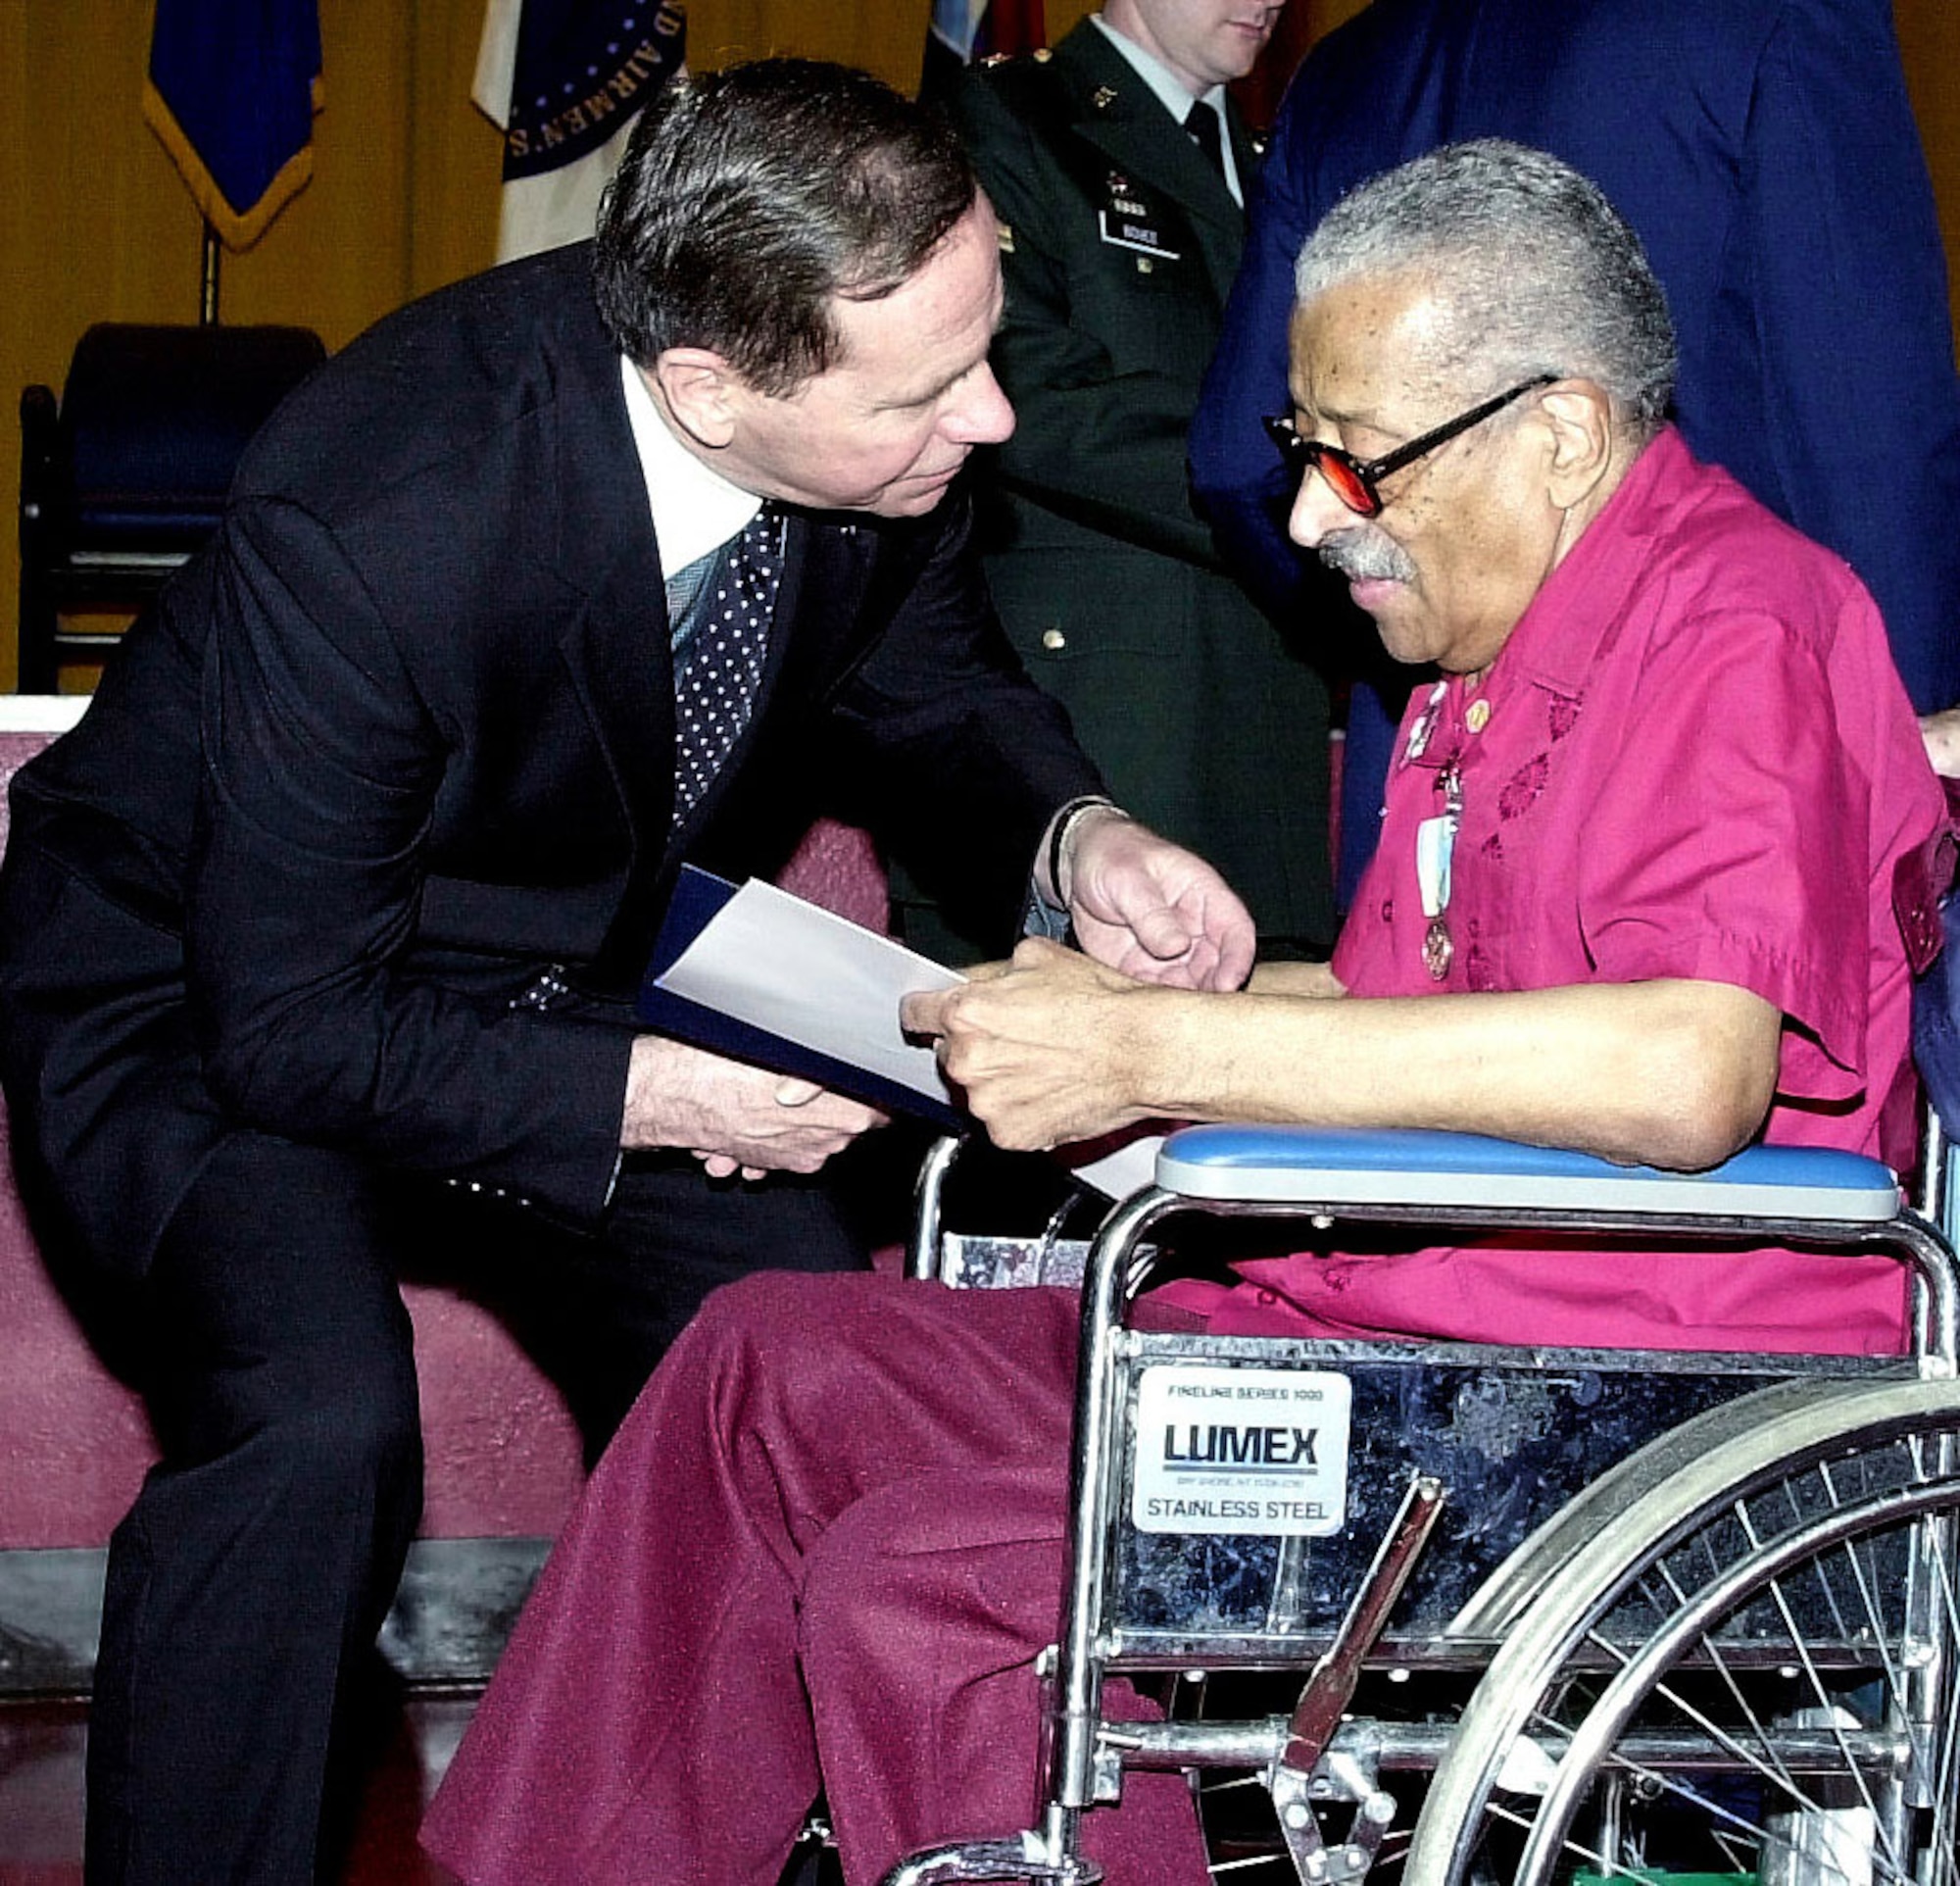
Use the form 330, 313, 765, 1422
1191, 0, 1960, 902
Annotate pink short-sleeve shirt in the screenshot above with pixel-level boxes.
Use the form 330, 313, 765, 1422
1189, 429, 1947, 1355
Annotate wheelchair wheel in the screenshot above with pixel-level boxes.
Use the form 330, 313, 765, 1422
1406, 1380, 1960, 1886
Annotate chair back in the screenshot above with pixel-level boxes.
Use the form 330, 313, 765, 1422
18, 322, 325, 688
53, 323, 325, 552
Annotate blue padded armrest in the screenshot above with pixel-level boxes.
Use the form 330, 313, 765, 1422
1154, 1125, 1901, 1223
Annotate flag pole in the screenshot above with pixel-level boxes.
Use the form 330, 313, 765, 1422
200, 220, 222, 325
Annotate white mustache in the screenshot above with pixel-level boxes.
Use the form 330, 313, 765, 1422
1318, 528, 1417, 584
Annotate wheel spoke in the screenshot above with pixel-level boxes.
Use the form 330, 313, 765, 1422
1411, 1416, 1960, 1886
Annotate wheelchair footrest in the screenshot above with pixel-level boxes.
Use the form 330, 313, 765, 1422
1153, 1126, 1900, 1222
877, 1833, 1102, 1885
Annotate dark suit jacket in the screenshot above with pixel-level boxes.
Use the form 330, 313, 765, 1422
0, 242, 1101, 1274
1188, 0, 1960, 893
938, 22, 1335, 951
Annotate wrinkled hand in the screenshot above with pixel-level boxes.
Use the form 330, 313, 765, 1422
1063, 811, 1254, 992
901, 938, 1163, 1150
622, 1037, 885, 1177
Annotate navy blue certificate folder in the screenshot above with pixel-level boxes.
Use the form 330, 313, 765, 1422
635, 866, 967, 1131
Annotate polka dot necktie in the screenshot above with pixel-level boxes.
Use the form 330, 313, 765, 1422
668, 503, 784, 825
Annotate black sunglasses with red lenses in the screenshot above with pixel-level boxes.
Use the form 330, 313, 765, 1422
1262, 373, 1558, 519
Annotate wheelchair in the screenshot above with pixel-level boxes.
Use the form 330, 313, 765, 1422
880, 1118, 1960, 1886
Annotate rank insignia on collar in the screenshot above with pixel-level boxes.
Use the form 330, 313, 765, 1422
1093, 84, 1117, 110
996, 221, 1015, 254
1032, 46, 1052, 61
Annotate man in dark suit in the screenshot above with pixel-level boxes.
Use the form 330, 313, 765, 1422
1190, 0, 1960, 903
0, 60, 1252, 1885
901, 0, 1333, 963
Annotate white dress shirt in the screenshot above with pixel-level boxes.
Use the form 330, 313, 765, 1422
619, 356, 762, 584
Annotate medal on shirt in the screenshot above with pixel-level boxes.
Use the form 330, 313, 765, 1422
1416, 759, 1463, 980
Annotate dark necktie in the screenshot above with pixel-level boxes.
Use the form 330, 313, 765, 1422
669, 503, 784, 823
1184, 100, 1225, 178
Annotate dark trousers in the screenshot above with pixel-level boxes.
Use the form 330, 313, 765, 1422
71, 1128, 870, 1886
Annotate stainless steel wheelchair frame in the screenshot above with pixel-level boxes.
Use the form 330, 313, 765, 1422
883, 1125, 1960, 1886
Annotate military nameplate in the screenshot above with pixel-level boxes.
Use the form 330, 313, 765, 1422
1098, 211, 1180, 261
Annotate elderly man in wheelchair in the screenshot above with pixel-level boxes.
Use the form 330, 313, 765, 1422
423, 142, 1959, 1886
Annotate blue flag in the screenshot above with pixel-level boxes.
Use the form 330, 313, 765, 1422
144, 0, 322, 250
498, 1, 685, 182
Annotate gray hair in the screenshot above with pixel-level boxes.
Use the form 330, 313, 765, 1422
1294, 140, 1676, 428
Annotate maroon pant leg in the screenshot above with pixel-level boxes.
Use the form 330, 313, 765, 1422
801, 1467, 1211, 1886
423, 1270, 1082, 1886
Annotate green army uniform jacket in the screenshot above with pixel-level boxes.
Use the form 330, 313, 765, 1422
936, 19, 1335, 956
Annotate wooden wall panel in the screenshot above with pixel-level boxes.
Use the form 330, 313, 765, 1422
1897, 0, 1960, 324
0, 0, 935, 691
1, 0, 507, 691
5, 0, 1958, 690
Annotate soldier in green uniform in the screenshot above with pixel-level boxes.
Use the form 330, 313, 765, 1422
898, 0, 1332, 963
